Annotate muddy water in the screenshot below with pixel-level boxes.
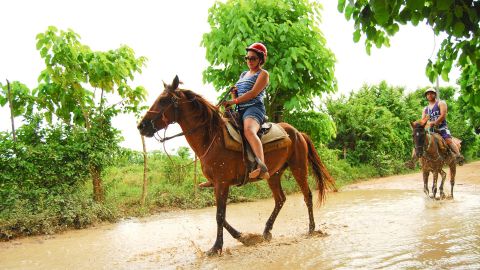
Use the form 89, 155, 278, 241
1, 162, 479, 269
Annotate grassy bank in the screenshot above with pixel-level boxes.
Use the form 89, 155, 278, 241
0, 147, 416, 240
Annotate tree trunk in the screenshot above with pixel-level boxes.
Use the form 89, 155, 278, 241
140, 135, 148, 206
343, 145, 347, 159
273, 104, 284, 123
91, 165, 104, 202
6, 79, 16, 142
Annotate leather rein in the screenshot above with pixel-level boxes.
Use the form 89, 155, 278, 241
147, 93, 220, 162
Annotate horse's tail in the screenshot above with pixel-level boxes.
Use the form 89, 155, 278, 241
301, 132, 337, 205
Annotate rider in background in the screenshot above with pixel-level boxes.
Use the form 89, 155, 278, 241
423, 87, 464, 165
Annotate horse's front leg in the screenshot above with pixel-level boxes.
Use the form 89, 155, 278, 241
206, 182, 230, 256
431, 171, 439, 200
423, 170, 430, 197
439, 169, 447, 199
449, 162, 456, 199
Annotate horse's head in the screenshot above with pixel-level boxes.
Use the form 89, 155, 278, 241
411, 119, 427, 158
137, 75, 182, 137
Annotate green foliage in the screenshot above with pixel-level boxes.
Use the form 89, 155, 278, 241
0, 115, 122, 239
32, 26, 148, 201
34, 26, 148, 126
0, 190, 116, 240
283, 110, 336, 145
202, 0, 336, 121
458, 63, 480, 131
0, 81, 34, 117
326, 82, 416, 172
338, 0, 480, 118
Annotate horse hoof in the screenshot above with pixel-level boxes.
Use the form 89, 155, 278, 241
263, 232, 272, 241
206, 247, 222, 256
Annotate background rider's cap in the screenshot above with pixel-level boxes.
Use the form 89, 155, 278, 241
424, 87, 437, 97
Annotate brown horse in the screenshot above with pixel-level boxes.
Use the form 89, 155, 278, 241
137, 76, 335, 255
411, 119, 457, 199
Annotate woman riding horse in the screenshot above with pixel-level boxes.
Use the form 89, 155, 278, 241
200, 42, 271, 189
137, 75, 335, 255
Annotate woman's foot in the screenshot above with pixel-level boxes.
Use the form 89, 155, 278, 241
248, 166, 270, 180
199, 181, 214, 188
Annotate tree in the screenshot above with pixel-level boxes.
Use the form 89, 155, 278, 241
0, 80, 34, 141
283, 110, 336, 145
202, 0, 336, 122
34, 26, 148, 201
337, 0, 480, 128
326, 82, 414, 174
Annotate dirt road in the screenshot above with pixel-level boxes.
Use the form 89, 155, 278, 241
1, 161, 479, 269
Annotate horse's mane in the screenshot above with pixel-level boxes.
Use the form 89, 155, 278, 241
179, 89, 224, 144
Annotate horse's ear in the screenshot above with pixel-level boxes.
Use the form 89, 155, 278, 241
410, 121, 415, 129
162, 80, 167, 90
171, 75, 180, 91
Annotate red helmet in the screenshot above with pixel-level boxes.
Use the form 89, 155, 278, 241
246, 43, 267, 60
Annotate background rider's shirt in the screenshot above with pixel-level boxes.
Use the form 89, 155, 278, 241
424, 101, 447, 130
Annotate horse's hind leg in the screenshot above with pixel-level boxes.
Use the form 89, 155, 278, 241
439, 169, 447, 199
223, 220, 241, 239
263, 168, 287, 241
290, 165, 315, 234
423, 170, 430, 197
449, 163, 456, 199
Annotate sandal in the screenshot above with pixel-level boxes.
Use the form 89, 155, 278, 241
198, 181, 214, 188
248, 168, 270, 180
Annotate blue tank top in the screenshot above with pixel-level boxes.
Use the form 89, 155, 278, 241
424, 101, 447, 129
234, 70, 267, 109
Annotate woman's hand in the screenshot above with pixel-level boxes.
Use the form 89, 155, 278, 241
222, 98, 239, 108
229, 86, 238, 94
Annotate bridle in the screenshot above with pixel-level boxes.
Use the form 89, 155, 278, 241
145, 92, 219, 162
147, 94, 199, 143
413, 126, 443, 162
413, 126, 426, 157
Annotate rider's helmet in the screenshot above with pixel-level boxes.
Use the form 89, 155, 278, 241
424, 87, 437, 98
246, 43, 267, 64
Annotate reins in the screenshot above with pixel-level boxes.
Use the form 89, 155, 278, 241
149, 92, 222, 168
417, 128, 444, 162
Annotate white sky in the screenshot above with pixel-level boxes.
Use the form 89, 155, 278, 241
0, 0, 460, 152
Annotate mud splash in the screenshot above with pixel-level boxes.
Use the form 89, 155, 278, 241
1, 162, 479, 269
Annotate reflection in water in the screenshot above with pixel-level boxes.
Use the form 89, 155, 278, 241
1, 190, 479, 269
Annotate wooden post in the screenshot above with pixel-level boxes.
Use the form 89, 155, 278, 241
140, 135, 148, 206
6, 79, 16, 142
194, 155, 198, 197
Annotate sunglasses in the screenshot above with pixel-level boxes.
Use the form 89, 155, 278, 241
244, 56, 259, 61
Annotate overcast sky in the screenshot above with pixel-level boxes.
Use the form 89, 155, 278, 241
0, 0, 460, 152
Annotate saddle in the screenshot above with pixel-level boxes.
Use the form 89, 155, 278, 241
429, 132, 462, 157
222, 110, 291, 185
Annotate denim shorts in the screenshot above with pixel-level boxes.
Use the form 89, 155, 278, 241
439, 128, 452, 139
238, 103, 266, 125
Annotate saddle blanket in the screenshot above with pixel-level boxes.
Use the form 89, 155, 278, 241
223, 121, 291, 152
